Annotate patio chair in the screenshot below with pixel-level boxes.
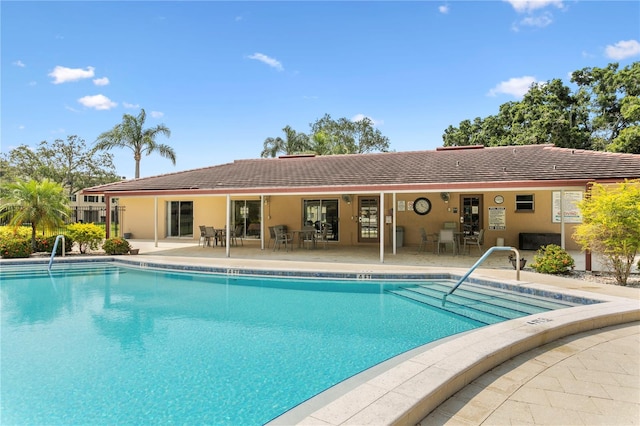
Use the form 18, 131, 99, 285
273, 226, 292, 251
267, 226, 277, 248
418, 227, 432, 253
301, 225, 316, 249
436, 229, 456, 255
463, 229, 485, 255
198, 225, 207, 247
231, 224, 244, 246
203, 226, 217, 247
316, 224, 330, 249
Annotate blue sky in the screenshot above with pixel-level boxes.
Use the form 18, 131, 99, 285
2, 1, 639, 179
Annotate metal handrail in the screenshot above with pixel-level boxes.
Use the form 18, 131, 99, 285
442, 246, 521, 305
48, 235, 66, 272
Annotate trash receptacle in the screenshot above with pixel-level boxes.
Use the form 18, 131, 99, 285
395, 226, 404, 248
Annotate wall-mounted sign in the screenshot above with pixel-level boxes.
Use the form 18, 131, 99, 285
553, 191, 583, 223
488, 207, 506, 230
397, 200, 406, 212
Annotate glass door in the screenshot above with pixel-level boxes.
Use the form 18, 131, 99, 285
460, 195, 482, 234
358, 197, 379, 242
166, 201, 193, 237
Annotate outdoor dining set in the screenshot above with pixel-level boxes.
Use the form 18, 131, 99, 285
418, 222, 485, 256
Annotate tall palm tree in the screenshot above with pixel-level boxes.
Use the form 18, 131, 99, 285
260, 125, 308, 158
0, 179, 70, 250
95, 108, 175, 179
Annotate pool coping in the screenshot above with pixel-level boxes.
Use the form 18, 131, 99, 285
4, 256, 639, 425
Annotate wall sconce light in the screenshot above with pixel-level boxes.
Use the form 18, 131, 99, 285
264, 196, 270, 205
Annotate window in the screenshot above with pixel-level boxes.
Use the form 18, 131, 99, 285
303, 199, 339, 241
83, 195, 102, 203
515, 194, 534, 212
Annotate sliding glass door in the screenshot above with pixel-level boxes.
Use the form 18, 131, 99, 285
166, 201, 193, 237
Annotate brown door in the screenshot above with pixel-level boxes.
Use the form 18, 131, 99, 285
461, 195, 483, 234
358, 197, 379, 242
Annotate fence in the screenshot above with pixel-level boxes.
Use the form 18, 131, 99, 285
1, 205, 126, 238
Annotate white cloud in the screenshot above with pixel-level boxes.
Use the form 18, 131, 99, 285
504, 0, 564, 13
13, 60, 26, 67
247, 53, 284, 71
49, 65, 95, 84
235, 16, 243, 21
605, 39, 640, 60
352, 114, 383, 126
123, 102, 140, 109
438, 5, 449, 14
77, 94, 117, 110
93, 77, 110, 86
150, 111, 164, 119
18, 125, 25, 130
488, 76, 537, 98
519, 12, 553, 28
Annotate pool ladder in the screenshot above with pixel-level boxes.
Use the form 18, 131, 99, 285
48, 235, 66, 272
442, 246, 521, 305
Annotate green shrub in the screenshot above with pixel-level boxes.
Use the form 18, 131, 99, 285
66, 223, 105, 254
0, 237, 32, 258
35, 235, 74, 255
102, 237, 131, 255
530, 244, 575, 274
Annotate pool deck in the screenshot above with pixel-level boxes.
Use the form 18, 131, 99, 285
10, 239, 640, 425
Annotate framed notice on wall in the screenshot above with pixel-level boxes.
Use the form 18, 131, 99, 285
488, 207, 506, 230
553, 191, 583, 223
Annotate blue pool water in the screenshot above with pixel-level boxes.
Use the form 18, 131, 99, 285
0, 262, 579, 425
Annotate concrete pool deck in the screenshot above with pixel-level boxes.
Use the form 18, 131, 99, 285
14, 239, 640, 425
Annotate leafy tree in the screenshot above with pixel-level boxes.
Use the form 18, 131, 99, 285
309, 114, 390, 154
95, 108, 175, 178
608, 95, 640, 154
260, 125, 309, 158
0, 179, 70, 250
1, 136, 121, 197
571, 62, 640, 150
573, 180, 640, 286
442, 62, 638, 153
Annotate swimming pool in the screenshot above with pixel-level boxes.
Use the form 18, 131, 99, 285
0, 261, 592, 425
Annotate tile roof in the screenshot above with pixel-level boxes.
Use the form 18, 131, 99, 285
83, 144, 640, 195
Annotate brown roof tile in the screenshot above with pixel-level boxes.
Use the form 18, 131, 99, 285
83, 144, 640, 195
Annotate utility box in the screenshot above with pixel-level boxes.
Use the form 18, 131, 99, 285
395, 226, 404, 248
496, 237, 505, 246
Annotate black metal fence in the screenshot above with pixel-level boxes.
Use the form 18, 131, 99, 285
1, 205, 126, 238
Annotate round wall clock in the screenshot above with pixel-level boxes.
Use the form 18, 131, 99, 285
413, 197, 432, 215
494, 195, 504, 204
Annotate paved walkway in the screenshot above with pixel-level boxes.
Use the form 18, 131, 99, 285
419, 322, 640, 425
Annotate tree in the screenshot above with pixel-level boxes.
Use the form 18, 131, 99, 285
442, 62, 638, 152
573, 180, 640, 286
608, 95, 640, 154
95, 109, 175, 178
309, 114, 390, 154
571, 62, 640, 150
260, 125, 309, 158
0, 179, 70, 251
1, 136, 121, 197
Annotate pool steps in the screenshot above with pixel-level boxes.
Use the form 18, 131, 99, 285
386, 281, 579, 325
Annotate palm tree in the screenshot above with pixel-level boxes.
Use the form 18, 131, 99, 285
260, 125, 309, 158
0, 179, 70, 250
95, 108, 175, 179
